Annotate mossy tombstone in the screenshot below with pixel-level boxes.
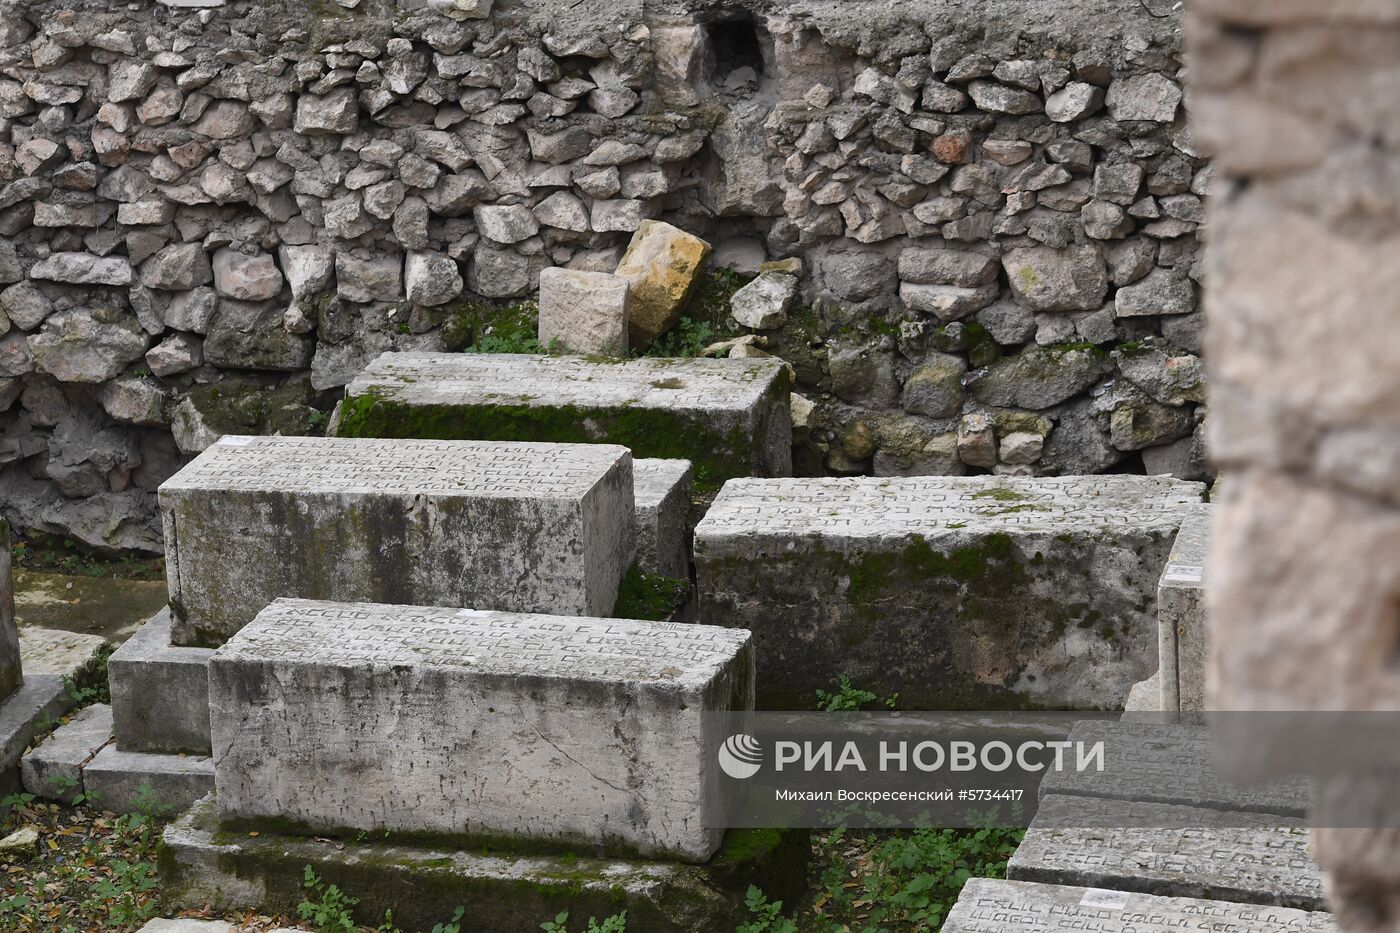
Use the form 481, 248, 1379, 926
694, 475, 1206, 710
334, 352, 792, 490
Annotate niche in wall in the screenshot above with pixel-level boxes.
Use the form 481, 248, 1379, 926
706, 14, 766, 94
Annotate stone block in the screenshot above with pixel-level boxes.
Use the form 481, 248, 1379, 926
22, 703, 112, 803
537, 268, 629, 356
944, 879, 1336, 933
160, 436, 633, 645
82, 745, 213, 816
0, 675, 78, 798
1158, 505, 1209, 713
109, 610, 213, 754
138, 920, 235, 933
614, 220, 711, 349
1040, 721, 1310, 816
0, 520, 17, 699
19, 627, 107, 682
335, 353, 792, 488
160, 796, 808, 933
1123, 670, 1162, 713
634, 459, 692, 579
695, 476, 1203, 708
1009, 795, 1323, 910
209, 599, 754, 862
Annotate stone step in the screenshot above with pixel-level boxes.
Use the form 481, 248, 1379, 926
161, 795, 809, 933
22, 703, 112, 803
82, 745, 214, 816
332, 352, 792, 488
1009, 795, 1324, 910
160, 435, 634, 645
1039, 720, 1310, 816
209, 598, 753, 863
0, 675, 74, 798
108, 610, 214, 755
694, 475, 1204, 709
1156, 504, 1210, 713
17, 627, 108, 683
633, 458, 692, 579
944, 878, 1336, 933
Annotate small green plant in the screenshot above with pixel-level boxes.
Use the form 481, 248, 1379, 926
431, 906, 467, 933
297, 865, 360, 933
737, 886, 798, 933
612, 565, 691, 621
540, 909, 627, 932
815, 675, 898, 711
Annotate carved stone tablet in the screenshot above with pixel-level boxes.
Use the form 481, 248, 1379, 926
333, 352, 792, 487
1010, 795, 1323, 909
1039, 720, 1311, 816
160, 436, 633, 645
1158, 505, 1210, 712
694, 475, 1205, 708
944, 878, 1336, 933
209, 599, 754, 862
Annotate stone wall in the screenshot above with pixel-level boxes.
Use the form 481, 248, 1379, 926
0, 0, 1204, 552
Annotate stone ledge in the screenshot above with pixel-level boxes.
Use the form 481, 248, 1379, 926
161, 795, 809, 933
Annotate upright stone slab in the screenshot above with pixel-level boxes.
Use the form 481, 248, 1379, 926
537, 268, 629, 356
160, 437, 633, 645
333, 353, 792, 487
1039, 721, 1311, 816
695, 476, 1203, 708
210, 599, 753, 862
0, 520, 19, 699
944, 879, 1337, 933
634, 459, 693, 579
1158, 505, 1209, 713
1011, 795, 1323, 910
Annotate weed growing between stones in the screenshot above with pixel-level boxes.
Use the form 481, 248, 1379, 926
539, 908, 627, 932
612, 566, 691, 621
642, 267, 750, 358
10, 534, 165, 581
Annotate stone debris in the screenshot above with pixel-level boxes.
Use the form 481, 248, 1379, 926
614, 220, 711, 349
536, 267, 629, 356
730, 272, 797, 330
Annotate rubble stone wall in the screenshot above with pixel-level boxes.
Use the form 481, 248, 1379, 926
0, 0, 1203, 552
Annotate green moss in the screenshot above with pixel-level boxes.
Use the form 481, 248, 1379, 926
335, 389, 759, 491
613, 566, 691, 622
969, 487, 1026, 502
847, 533, 1024, 612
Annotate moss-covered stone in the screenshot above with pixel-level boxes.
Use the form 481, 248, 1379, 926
160, 796, 810, 933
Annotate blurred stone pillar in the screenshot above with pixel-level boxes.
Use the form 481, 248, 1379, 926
1189, 2, 1400, 928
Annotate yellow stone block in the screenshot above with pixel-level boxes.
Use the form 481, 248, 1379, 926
615, 220, 711, 349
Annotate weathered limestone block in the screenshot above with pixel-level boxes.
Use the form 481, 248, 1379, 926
614, 221, 711, 349
695, 476, 1203, 708
335, 353, 792, 487
210, 599, 753, 861
1157, 505, 1209, 713
109, 610, 213, 754
161, 796, 807, 933
634, 459, 692, 579
21, 703, 112, 803
1010, 796, 1322, 909
0, 520, 16, 699
160, 436, 633, 645
537, 268, 629, 356
82, 744, 213, 814
943, 879, 1336, 933
1040, 720, 1310, 815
